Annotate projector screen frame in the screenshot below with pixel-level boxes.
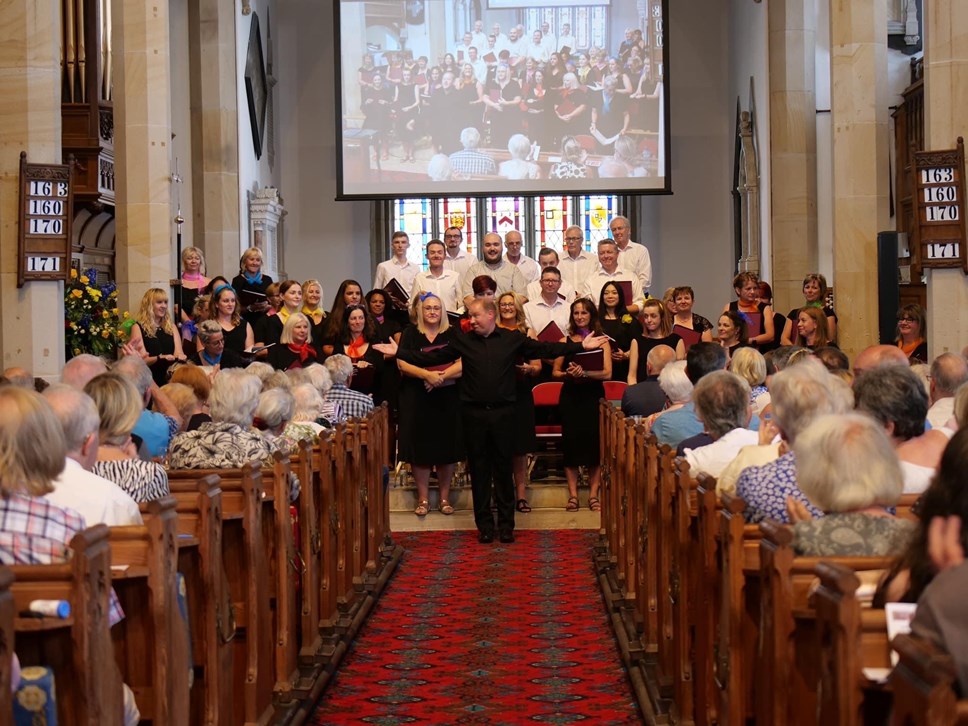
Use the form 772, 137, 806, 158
333, 0, 671, 200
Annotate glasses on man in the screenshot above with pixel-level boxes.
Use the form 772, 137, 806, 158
564, 235, 582, 241
444, 233, 462, 239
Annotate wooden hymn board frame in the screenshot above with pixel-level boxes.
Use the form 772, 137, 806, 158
912, 137, 968, 274
17, 151, 73, 288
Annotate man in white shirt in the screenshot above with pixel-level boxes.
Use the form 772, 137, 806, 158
580, 238, 645, 313
454, 32, 475, 65
491, 23, 509, 55
373, 230, 420, 295
504, 229, 541, 283
526, 248, 577, 303
411, 239, 462, 313
460, 232, 529, 307
524, 266, 571, 336
558, 23, 576, 53
466, 46, 488, 85
609, 215, 653, 295
559, 225, 596, 292
442, 225, 476, 276
540, 21, 557, 56
526, 30, 550, 64
682, 371, 759, 478
506, 26, 528, 69
42, 384, 142, 526
470, 20, 488, 54
927, 352, 968, 428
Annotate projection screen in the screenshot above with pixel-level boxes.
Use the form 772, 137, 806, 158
335, 0, 670, 199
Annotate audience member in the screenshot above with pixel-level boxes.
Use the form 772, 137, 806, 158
323, 354, 375, 419
621, 344, 675, 417
651, 342, 727, 447
112, 354, 182, 457
788, 413, 912, 556
158, 382, 202, 431
927, 352, 968, 428
681, 371, 757, 477
729, 347, 770, 414
852, 343, 910, 377
61, 354, 109, 390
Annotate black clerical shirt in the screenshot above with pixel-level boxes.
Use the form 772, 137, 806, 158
395, 327, 582, 405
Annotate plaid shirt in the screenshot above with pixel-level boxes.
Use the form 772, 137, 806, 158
325, 384, 373, 421
0, 493, 124, 626
449, 149, 497, 178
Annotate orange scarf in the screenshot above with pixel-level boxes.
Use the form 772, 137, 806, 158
347, 335, 367, 360
897, 338, 924, 357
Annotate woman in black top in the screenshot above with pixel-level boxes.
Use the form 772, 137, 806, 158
231, 247, 273, 329
321, 279, 364, 355
717, 310, 750, 360
628, 299, 684, 384
257, 280, 303, 347
332, 304, 385, 404
268, 313, 320, 371
205, 284, 254, 357
598, 281, 641, 383
129, 288, 186, 386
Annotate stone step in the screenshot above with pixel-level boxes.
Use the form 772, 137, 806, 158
389, 479, 594, 513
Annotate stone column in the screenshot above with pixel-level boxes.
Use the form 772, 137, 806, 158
768, 0, 818, 316
0, 0, 65, 376
829, 0, 890, 359
112, 0, 173, 311
188, 0, 240, 279
923, 0, 968, 356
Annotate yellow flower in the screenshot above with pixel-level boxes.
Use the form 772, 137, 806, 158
101, 330, 110, 338
80, 275, 89, 284
621, 314, 633, 324
71, 289, 83, 298
70, 268, 78, 279
73, 348, 81, 356
102, 311, 109, 318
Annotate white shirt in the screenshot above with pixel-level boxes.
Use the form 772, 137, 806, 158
900, 460, 935, 495
558, 33, 577, 52
616, 240, 653, 293
526, 278, 576, 304
459, 260, 529, 300
373, 257, 420, 294
927, 398, 955, 429
683, 428, 760, 478
468, 58, 488, 85
542, 33, 557, 55
580, 266, 645, 310
454, 43, 474, 64
470, 32, 488, 54
524, 296, 571, 337
410, 269, 462, 313
45, 457, 143, 527
558, 251, 596, 291
443, 248, 476, 277
507, 37, 528, 61
526, 41, 550, 63
505, 254, 541, 284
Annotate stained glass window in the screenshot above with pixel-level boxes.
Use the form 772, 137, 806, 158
532, 196, 569, 254
485, 196, 527, 240
392, 198, 433, 268
579, 195, 619, 250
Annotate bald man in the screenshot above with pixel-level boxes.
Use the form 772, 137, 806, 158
852, 344, 909, 377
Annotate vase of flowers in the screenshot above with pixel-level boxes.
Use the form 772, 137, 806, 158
64, 267, 128, 359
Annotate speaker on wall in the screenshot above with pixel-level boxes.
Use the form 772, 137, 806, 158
876, 231, 903, 344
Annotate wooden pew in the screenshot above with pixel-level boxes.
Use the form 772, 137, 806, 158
9, 524, 123, 724
812, 560, 900, 725
0, 566, 13, 717
109, 496, 190, 724
290, 437, 323, 683
757, 522, 894, 725
667, 456, 696, 724
653, 443, 676, 696
714, 493, 762, 726
636, 429, 660, 657
891, 633, 968, 725
693, 475, 720, 726
168, 462, 274, 725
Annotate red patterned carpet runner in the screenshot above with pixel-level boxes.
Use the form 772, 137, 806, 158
311, 529, 641, 724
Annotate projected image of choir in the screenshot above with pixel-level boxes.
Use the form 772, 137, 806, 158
344, 5, 665, 184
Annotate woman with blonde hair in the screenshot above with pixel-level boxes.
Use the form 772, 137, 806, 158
178, 246, 209, 324
301, 280, 326, 325
85, 372, 170, 502
231, 246, 273, 326
268, 312, 320, 371
128, 288, 186, 386
397, 293, 463, 516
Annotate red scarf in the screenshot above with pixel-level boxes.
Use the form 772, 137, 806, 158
288, 341, 314, 365
347, 335, 367, 360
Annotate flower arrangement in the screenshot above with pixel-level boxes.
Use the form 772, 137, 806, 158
64, 267, 129, 359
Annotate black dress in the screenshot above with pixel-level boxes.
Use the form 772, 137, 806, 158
219, 322, 249, 356
397, 327, 464, 465
139, 324, 177, 387
257, 314, 285, 347
634, 333, 682, 382
232, 273, 273, 329
601, 315, 642, 383
728, 301, 769, 348
188, 348, 245, 370
559, 349, 605, 468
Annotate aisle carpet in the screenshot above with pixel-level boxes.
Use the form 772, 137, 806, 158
311, 529, 641, 724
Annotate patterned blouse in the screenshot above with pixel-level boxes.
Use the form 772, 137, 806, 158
92, 459, 170, 503
167, 421, 277, 470
792, 513, 915, 557
735, 451, 823, 524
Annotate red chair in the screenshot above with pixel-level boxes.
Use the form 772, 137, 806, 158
603, 381, 627, 407
532, 382, 564, 479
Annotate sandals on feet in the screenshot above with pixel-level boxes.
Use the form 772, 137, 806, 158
516, 499, 532, 513
414, 500, 430, 517
438, 499, 455, 515
565, 496, 580, 512
588, 497, 601, 512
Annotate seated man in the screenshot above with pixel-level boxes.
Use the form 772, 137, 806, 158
621, 344, 675, 417
61, 353, 109, 390
112, 355, 183, 458
324, 354, 374, 420
651, 343, 726, 448
926, 352, 968, 428
682, 371, 758, 477
42, 384, 142, 526
449, 127, 497, 179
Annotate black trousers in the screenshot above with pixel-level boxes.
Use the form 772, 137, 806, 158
462, 403, 516, 534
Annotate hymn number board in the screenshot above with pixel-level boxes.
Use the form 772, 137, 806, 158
17, 151, 73, 287
913, 138, 968, 273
